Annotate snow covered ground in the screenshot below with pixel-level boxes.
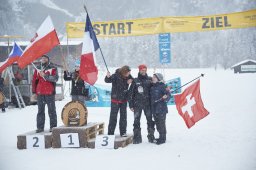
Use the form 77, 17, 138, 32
0, 68, 256, 170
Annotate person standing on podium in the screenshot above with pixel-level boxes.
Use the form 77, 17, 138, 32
32, 55, 58, 133
105, 65, 133, 137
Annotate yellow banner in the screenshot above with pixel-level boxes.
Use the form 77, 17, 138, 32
66, 17, 163, 38
163, 9, 256, 32
66, 9, 256, 38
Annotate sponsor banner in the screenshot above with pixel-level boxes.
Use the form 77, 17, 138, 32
66, 9, 256, 38
66, 17, 163, 38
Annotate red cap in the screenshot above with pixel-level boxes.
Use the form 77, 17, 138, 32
138, 64, 147, 71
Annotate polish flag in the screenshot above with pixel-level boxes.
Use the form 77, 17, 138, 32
18, 16, 59, 69
174, 79, 209, 128
79, 14, 100, 85
0, 42, 23, 73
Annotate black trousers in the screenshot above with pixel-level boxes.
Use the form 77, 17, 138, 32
153, 114, 166, 136
37, 95, 57, 130
108, 102, 127, 135
133, 105, 154, 134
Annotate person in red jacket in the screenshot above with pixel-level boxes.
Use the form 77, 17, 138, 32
32, 55, 59, 133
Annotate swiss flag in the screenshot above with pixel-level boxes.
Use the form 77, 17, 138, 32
174, 79, 209, 128
79, 14, 99, 85
18, 16, 59, 69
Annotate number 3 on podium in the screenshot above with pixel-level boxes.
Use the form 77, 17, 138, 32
95, 135, 115, 149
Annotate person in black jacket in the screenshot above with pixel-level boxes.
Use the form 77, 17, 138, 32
64, 64, 88, 104
150, 73, 170, 145
129, 64, 155, 144
105, 65, 133, 137
0, 74, 6, 112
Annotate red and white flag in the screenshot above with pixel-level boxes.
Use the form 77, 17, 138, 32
174, 79, 209, 128
18, 16, 59, 69
79, 14, 99, 85
0, 42, 23, 73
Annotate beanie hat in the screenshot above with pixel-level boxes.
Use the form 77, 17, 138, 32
42, 55, 49, 61
154, 73, 164, 82
119, 65, 131, 77
138, 64, 147, 71
121, 65, 131, 72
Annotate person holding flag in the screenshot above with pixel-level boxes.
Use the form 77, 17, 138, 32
150, 73, 170, 145
32, 55, 58, 133
15, 16, 59, 133
105, 66, 133, 137
64, 60, 89, 104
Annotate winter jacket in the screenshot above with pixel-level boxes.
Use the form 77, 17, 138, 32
64, 70, 88, 96
105, 69, 133, 103
129, 73, 152, 108
150, 82, 170, 115
32, 63, 58, 95
0, 78, 4, 91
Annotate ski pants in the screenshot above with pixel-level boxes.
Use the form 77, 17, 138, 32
108, 102, 127, 136
37, 95, 57, 130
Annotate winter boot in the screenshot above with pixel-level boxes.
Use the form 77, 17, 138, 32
36, 129, 44, 133
156, 134, 166, 145
147, 134, 155, 143
147, 128, 155, 143
133, 129, 142, 144
121, 133, 128, 137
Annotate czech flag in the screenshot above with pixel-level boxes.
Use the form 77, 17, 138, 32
79, 14, 99, 85
18, 16, 59, 69
0, 42, 23, 73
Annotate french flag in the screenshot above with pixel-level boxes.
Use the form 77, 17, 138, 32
79, 14, 99, 85
18, 16, 59, 69
0, 42, 23, 73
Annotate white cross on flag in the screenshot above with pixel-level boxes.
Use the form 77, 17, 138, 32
174, 79, 209, 128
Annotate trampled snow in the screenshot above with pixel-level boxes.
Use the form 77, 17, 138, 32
0, 68, 255, 170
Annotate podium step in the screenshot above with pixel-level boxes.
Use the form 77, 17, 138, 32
87, 135, 133, 149
17, 130, 52, 149
52, 122, 104, 148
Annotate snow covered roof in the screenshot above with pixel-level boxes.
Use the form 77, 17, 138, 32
230, 59, 256, 68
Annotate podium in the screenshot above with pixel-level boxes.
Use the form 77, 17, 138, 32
52, 122, 104, 148
17, 131, 52, 149
17, 101, 133, 149
87, 135, 133, 149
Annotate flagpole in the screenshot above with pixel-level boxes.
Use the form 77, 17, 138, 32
31, 62, 46, 81
83, 4, 109, 72
59, 44, 68, 71
171, 74, 205, 93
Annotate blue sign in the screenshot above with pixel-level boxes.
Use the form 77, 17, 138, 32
159, 33, 171, 64
84, 77, 181, 107
166, 77, 181, 105
85, 84, 111, 107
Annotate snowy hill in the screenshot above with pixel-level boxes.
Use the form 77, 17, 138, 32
0, 68, 256, 170
0, 0, 256, 68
